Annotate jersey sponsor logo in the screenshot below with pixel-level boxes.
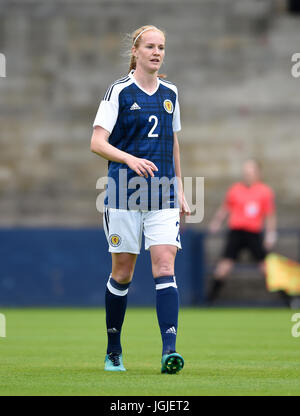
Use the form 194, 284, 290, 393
163, 99, 173, 114
109, 234, 122, 247
130, 102, 141, 110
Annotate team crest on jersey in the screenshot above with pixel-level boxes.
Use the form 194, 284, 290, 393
163, 99, 173, 114
109, 234, 122, 247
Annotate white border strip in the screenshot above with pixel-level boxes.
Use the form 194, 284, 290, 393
107, 280, 128, 296
155, 282, 177, 290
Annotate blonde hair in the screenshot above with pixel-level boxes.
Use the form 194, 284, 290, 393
128, 25, 166, 78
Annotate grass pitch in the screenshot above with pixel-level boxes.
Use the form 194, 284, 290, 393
0, 307, 300, 396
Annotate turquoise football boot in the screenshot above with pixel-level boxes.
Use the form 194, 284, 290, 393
104, 352, 126, 372
161, 352, 184, 374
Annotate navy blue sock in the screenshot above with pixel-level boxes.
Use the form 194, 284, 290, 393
105, 275, 131, 354
155, 276, 179, 356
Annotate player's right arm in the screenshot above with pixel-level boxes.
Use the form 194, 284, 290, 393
90, 126, 158, 178
209, 203, 229, 233
91, 80, 157, 177
264, 213, 277, 250
209, 187, 231, 233
263, 187, 277, 250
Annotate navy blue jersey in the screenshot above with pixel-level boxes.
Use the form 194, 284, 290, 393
93, 70, 181, 210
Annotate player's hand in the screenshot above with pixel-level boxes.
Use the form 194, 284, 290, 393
179, 192, 191, 217
264, 230, 277, 251
209, 220, 221, 234
125, 155, 158, 178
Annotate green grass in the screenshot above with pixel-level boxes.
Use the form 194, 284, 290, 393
0, 307, 300, 396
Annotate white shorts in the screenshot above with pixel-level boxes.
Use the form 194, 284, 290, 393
103, 208, 182, 254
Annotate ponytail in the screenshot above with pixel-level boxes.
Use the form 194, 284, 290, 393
129, 54, 137, 72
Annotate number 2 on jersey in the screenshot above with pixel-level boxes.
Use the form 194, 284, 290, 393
148, 115, 158, 138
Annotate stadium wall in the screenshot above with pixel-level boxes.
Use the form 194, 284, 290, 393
0, 0, 299, 229
0, 228, 205, 307
0, 1, 299, 304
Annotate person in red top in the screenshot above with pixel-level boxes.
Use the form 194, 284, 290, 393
207, 159, 277, 302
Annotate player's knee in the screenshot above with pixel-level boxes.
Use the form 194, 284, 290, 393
153, 261, 174, 277
112, 271, 133, 284
111, 253, 136, 283
215, 260, 233, 278
112, 262, 135, 283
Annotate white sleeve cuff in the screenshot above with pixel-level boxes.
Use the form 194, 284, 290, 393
172, 97, 181, 132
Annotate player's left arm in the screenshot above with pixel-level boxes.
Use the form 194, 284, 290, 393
173, 132, 191, 217
263, 188, 277, 250
264, 213, 277, 250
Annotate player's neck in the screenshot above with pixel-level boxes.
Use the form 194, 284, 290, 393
243, 179, 260, 187
133, 68, 158, 94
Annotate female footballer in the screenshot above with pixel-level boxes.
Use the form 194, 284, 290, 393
91, 25, 190, 374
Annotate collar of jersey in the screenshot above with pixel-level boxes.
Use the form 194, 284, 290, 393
129, 70, 160, 96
